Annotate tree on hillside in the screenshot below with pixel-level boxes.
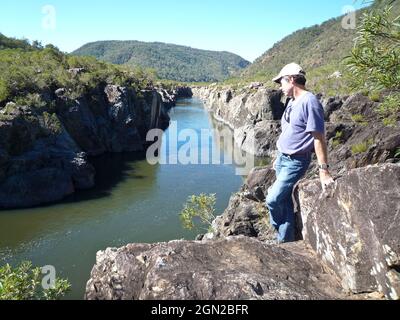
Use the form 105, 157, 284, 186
346, 2, 400, 126
347, 2, 400, 91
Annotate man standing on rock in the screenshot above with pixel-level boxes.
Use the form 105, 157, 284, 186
265, 63, 334, 243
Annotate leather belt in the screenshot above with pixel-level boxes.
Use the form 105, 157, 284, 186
281, 151, 312, 157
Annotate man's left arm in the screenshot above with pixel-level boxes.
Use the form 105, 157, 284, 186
312, 132, 335, 189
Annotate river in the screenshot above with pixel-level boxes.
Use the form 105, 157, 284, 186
0, 97, 267, 299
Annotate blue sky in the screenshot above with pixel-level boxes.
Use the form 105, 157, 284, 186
0, 0, 367, 62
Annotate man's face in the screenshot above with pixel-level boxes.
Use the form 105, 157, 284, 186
280, 76, 294, 97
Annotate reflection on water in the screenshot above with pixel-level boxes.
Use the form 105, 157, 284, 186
0, 98, 269, 299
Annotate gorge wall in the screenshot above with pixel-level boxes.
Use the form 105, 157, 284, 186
85, 85, 400, 300
0, 85, 192, 209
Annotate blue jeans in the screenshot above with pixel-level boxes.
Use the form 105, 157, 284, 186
265, 152, 311, 243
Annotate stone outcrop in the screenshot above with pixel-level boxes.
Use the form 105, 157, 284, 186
198, 162, 400, 299
157, 86, 193, 110
85, 236, 349, 300
193, 88, 399, 167
199, 165, 301, 243
0, 84, 187, 209
234, 120, 282, 157
198, 192, 276, 242
56, 86, 169, 156
192, 86, 284, 157
0, 103, 95, 208
298, 163, 400, 299
84, 86, 400, 300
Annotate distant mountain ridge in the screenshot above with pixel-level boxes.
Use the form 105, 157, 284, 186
72, 40, 250, 82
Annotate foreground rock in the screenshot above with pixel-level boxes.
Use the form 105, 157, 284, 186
197, 163, 400, 299
85, 236, 348, 300
84, 162, 399, 300
299, 163, 400, 299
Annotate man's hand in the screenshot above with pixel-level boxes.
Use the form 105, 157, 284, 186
320, 170, 335, 191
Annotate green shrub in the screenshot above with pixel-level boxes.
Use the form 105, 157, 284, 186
369, 91, 381, 102
383, 117, 397, 127
42, 112, 63, 134
351, 138, 374, 155
377, 93, 400, 127
179, 194, 217, 233
335, 130, 343, 139
351, 114, 368, 125
346, 5, 400, 92
0, 78, 10, 102
0, 39, 157, 110
332, 140, 341, 148
332, 130, 344, 148
15, 93, 47, 109
0, 261, 70, 300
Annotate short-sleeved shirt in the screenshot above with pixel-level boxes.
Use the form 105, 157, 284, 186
277, 92, 325, 155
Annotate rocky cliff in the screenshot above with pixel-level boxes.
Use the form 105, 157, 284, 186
192, 86, 400, 169
85, 237, 349, 300
192, 86, 284, 157
85, 85, 400, 300
86, 163, 399, 300
0, 85, 192, 209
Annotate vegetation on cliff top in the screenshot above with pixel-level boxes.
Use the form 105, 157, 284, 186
72, 41, 250, 83
0, 36, 159, 111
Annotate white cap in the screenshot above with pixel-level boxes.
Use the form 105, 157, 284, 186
272, 63, 306, 83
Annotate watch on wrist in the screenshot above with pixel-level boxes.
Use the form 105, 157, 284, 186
318, 164, 330, 170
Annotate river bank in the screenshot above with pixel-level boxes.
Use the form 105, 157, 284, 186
0, 97, 248, 299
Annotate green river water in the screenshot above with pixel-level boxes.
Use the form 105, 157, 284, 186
0, 98, 267, 299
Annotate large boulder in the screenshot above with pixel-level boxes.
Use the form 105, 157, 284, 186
199, 166, 277, 242
202, 193, 276, 242
85, 237, 348, 300
298, 163, 400, 299
329, 93, 378, 123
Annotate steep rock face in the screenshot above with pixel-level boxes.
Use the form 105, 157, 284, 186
157, 86, 193, 110
193, 88, 400, 166
0, 85, 173, 209
85, 237, 348, 300
298, 163, 400, 299
234, 120, 282, 157
200, 192, 276, 242
200, 163, 400, 299
200, 167, 277, 242
0, 104, 95, 208
193, 87, 284, 157
57, 85, 170, 156
193, 87, 284, 127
